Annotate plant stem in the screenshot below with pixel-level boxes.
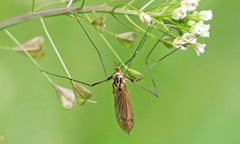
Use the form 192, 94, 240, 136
4, 29, 54, 85
67, 0, 74, 8
0, 5, 164, 31
40, 18, 72, 79
98, 33, 127, 69
31, 0, 36, 12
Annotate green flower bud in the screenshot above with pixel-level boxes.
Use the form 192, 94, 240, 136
127, 68, 143, 80
91, 16, 106, 33
162, 35, 174, 48
72, 82, 92, 105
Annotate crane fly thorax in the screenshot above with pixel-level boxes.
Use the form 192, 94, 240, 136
113, 72, 125, 90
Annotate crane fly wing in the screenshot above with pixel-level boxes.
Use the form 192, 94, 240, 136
113, 83, 134, 133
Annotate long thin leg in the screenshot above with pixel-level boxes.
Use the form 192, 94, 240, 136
74, 14, 108, 78
126, 76, 159, 97
124, 26, 153, 68
40, 69, 112, 87
145, 39, 162, 96
145, 48, 179, 73
138, 42, 179, 97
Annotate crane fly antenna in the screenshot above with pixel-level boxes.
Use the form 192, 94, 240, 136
74, 14, 108, 78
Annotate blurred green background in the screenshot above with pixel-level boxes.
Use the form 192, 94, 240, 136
0, 0, 240, 144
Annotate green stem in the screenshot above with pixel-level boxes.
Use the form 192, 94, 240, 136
0, 46, 13, 50
98, 33, 127, 69
67, 0, 74, 8
40, 18, 72, 79
31, 0, 36, 12
140, 0, 155, 11
4, 29, 54, 85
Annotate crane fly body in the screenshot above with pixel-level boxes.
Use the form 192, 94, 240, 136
112, 66, 134, 133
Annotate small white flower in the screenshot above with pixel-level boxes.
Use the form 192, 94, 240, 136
190, 21, 210, 37
181, 0, 199, 12
172, 7, 187, 20
139, 12, 153, 25
198, 10, 213, 21
193, 43, 206, 56
182, 32, 197, 44
172, 37, 187, 50
55, 85, 76, 109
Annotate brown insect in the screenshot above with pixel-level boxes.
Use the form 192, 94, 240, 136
42, 16, 163, 133
112, 66, 134, 133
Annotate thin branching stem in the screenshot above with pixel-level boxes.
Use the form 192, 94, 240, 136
0, 5, 165, 31
4, 29, 54, 85
31, 0, 36, 12
40, 18, 72, 79
98, 33, 127, 69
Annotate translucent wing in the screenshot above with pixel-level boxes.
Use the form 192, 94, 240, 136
113, 83, 134, 133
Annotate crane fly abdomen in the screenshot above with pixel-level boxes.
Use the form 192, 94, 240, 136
112, 70, 134, 133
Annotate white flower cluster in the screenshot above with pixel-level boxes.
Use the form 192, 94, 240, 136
171, 0, 212, 56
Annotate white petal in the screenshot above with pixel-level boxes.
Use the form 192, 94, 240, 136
194, 43, 206, 56
190, 21, 210, 37
198, 10, 213, 21
181, 0, 199, 11
172, 7, 187, 20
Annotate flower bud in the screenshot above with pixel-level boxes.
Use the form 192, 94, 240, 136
187, 20, 196, 26
116, 32, 137, 48
91, 16, 106, 33
55, 85, 76, 109
182, 33, 197, 44
162, 35, 174, 48
72, 82, 92, 105
172, 37, 187, 50
139, 12, 153, 25
14, 36, 45, 58
127, 68, 143, 80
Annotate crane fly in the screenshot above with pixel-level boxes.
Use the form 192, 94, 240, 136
112, 66, 134, 133
41, 14, 178, 133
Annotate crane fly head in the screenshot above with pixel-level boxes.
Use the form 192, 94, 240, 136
114, 66, 122, 73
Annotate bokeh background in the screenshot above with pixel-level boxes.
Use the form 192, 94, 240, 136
0, 0, 239, 144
